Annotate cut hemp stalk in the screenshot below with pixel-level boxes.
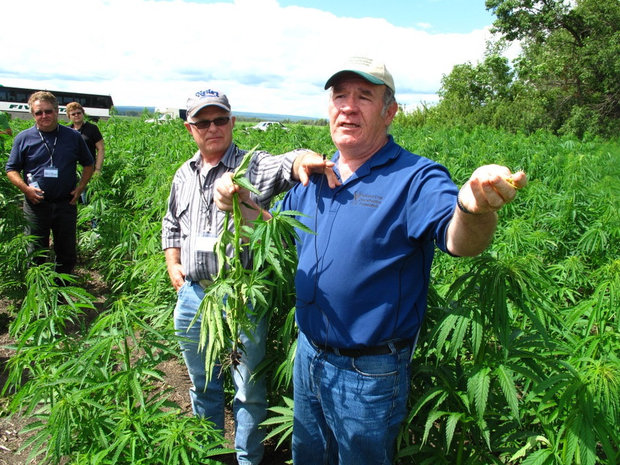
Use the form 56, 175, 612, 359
192, 147, 312, 382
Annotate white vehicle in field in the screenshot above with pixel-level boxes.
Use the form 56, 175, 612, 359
251, 121, 288, 131
145, 107, 182, 123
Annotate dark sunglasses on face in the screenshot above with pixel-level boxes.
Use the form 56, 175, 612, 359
189, 116, 230, 129
34, 109, 55, 116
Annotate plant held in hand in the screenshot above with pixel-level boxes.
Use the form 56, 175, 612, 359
193, 148, 311, 381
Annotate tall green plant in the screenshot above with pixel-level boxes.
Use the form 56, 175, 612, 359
3, 264, 234, 464
194, 149, 311, 382
3, 115, 618, 463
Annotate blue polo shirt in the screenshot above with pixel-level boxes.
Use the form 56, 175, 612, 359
6, 125, 93, 202
279, 136, 458, 349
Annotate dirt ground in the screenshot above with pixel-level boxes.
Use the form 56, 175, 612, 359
0, 268, 290, 465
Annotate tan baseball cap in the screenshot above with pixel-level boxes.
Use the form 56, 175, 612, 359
324, 56, 395, 93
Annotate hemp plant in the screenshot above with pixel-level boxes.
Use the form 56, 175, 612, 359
193, 148, 311, 381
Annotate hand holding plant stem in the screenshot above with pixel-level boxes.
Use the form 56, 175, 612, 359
193, 148, 265, 380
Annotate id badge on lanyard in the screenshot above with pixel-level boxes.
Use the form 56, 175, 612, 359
38, 127, 59, 178
196, 233, 218, 252
195, 168, 221, 253
196, 182, 219, 253
44, 167, 59, 178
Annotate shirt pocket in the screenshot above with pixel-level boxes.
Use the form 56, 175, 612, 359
175, 198, 191, 240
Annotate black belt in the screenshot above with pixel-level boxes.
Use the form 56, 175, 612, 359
310, 338, 412, 357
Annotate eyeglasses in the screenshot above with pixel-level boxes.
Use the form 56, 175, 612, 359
34, 109, 55, 116
70, 111, 83, 116
189, 116, 230, 129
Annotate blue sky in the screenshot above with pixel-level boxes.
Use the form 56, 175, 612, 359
0, 0, 513, 118
276, 0, 496, 33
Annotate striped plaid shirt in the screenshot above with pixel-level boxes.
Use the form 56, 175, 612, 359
162, 143, 297, 282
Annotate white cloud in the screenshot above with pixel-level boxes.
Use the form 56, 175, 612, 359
0, 0, 498, 117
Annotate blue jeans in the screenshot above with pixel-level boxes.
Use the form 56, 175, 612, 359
292, 331, 412, 465
174, 280, 267, 465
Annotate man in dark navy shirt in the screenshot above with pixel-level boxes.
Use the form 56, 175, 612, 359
5, 91, 94, 275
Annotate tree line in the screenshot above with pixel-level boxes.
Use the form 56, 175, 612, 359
405, 0, 619, 139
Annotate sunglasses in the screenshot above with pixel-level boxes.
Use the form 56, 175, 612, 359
189, 116, 230, 129
34, 109, 55, 116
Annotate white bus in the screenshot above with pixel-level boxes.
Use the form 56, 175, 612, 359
0, 85, 114, 120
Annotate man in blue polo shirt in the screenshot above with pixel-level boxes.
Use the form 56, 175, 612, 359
6, 91, 94, 276
215, 56, 527, 464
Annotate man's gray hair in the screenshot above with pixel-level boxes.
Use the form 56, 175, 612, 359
382, 86, 396, 116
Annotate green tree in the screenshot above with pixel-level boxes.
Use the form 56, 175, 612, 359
433, 54, 514, 129
486, 0, 587, 44
486, 0, 620, 137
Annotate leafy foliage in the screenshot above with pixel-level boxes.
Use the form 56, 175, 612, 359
428, 0, 620, 138
194, 148, 310, 381
0, 116, 618, 464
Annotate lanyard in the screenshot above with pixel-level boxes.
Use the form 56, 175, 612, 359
37, 127, 58, 166
197, 166, 216, 232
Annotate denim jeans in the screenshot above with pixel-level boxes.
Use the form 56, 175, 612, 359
174, 280, 267, 465
292, 331, 412, 465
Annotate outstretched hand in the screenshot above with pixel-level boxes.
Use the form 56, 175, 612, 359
458, 165, 527, 215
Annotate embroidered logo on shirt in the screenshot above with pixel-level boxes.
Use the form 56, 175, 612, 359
353, 192, 382, 208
